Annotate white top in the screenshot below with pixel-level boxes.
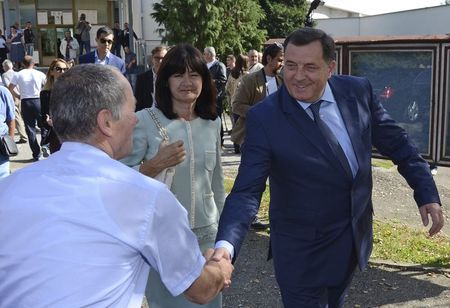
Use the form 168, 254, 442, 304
248, 62, 264, 74
10, 68, 46, 99
265, 75, 278, 95
0, 142, 205, 308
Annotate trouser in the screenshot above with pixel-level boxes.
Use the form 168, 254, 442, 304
14, 98, 27, 140
25, 43, 34, 56
278, 250, 357, 308
21, 98, 47, 159
79, 40, 91, 55
0, 157, 9, 178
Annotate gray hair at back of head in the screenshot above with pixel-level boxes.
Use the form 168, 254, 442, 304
50, 64, 126, 143
204, 46, 216, 58
2, 59, 13, 70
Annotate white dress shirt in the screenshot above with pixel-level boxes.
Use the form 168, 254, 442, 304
0, 142, 205, 307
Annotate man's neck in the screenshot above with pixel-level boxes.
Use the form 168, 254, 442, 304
97, 49, 107, 60
264, 66, 275, 77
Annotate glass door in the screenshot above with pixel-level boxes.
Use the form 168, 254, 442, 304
39, 27, 69, 66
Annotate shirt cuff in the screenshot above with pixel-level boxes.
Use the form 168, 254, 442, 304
214, 240, 235, 259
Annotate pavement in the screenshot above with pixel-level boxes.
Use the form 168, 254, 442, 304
8, 116, 450, 307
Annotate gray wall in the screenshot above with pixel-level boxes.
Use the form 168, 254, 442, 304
316, 5, 450, 37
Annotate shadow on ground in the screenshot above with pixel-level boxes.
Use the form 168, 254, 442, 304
223, 231, 450, 308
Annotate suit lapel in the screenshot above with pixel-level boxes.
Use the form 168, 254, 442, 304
329, 78, 363, 177
279, 86, 346, 173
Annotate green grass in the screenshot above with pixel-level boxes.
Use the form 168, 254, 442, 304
372, 220, 450, 267
224, 178, 450, 268
372, 158, 395, 169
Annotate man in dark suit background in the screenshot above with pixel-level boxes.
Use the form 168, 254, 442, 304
79, 26, 125, 75
213, 27, 444, 307
204, 46, 227, 145
134, 45, 167, 111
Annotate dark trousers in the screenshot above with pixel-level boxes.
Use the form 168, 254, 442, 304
112, 43, 122, 58
21, 98, 47, 158
279, 251, 357, 308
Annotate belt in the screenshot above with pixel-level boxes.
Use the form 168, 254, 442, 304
21, 97, 39, 100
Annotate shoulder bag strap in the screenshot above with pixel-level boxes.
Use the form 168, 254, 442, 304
147, 108, 169, 142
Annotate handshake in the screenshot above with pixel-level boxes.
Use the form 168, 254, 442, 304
184, 247, 234, 304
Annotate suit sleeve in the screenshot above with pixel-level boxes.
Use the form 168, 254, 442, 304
216, 107, 271, 260
366, 78, 441, 207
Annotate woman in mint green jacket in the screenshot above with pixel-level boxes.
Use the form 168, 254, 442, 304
121, 43, 225, 308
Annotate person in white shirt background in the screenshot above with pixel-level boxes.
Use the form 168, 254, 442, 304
8, 55, 46, 161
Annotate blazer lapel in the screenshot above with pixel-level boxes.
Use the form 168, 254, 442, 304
329, 79, 364, 177
279, 86, 347, 174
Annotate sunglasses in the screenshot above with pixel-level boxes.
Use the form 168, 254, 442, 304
99, 38, 113, 45
53, 67, 68, 73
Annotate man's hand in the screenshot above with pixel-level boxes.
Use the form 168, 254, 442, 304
139, 140, 185, 177
204, 248, 233, 289
210, 247, 232, 263
419, 202, 444, 236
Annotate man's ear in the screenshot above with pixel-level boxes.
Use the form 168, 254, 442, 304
96, 109, 114, 137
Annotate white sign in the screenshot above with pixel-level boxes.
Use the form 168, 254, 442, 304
37, 11, 48, 25
63, 12, 73, 25
51, 11, 63, 25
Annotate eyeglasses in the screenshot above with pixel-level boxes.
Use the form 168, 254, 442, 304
53, 67, 68, 73
99, 38, 113, 45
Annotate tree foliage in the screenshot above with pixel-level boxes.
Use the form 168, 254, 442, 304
151, 0, 266, 58
258, 0, 309, 38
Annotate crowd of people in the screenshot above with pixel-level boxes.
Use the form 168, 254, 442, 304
0, 26, 444, 308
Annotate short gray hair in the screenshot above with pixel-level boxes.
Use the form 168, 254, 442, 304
2, 59, 13, 70
50, 64, 127, 142
204, 46, 216, 58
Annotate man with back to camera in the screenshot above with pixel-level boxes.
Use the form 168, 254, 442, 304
8, 55, 47, 161
0, 64, 233, 307
213, 27, 444, 307
79, 26, 126, 75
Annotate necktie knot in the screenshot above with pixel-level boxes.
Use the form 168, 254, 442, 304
309, 100, 323, 122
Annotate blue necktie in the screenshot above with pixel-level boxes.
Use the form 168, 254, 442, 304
310, 101, 353, 179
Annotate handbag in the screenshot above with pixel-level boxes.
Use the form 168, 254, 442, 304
147, 108, 175, 188
0, 135, 19, 157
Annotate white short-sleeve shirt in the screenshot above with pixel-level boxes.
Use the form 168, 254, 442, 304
10, 68, 46, 99
0, 142, 205, 307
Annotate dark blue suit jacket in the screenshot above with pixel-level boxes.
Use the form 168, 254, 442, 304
216, 75, 440, 288
79, 51, 126, 75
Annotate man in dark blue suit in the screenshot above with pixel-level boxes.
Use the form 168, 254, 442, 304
79, 26, 125, 75
213, 27, 444, 307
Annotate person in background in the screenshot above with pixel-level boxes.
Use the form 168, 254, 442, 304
213, 27, 444, 307
225, 54, 249, 154
122, 22, 138, 49
0, 64, 233, 307
6, 25, 25, 70
247, 49, 263, 73
79, 26, 125, 75
0, 30, 8, 73
225, 54, 235, 78
121, 43, 226, 308
8, 55, 47, 161
40, 58, 69, 155
0, 84, 15, 178
134, 45, 168, 111
60, 31, 79, 63
23, 21, 35, 56
112, 21, 123, 57
204, 46, 227, 146
124, 46, 137, 90
75, 13, 91, 55
2, 59, 27, 144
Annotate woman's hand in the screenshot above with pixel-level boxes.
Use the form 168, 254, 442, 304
46, 114, 53, 127
139, 140, 186, 177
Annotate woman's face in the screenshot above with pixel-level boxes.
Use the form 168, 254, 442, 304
51, 61, 69, 80
10, 27, 16, 34
168, 67, 203, 105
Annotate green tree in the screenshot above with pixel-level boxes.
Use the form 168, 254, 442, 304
151, 0, 267, 58
259, 0, 309, 38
